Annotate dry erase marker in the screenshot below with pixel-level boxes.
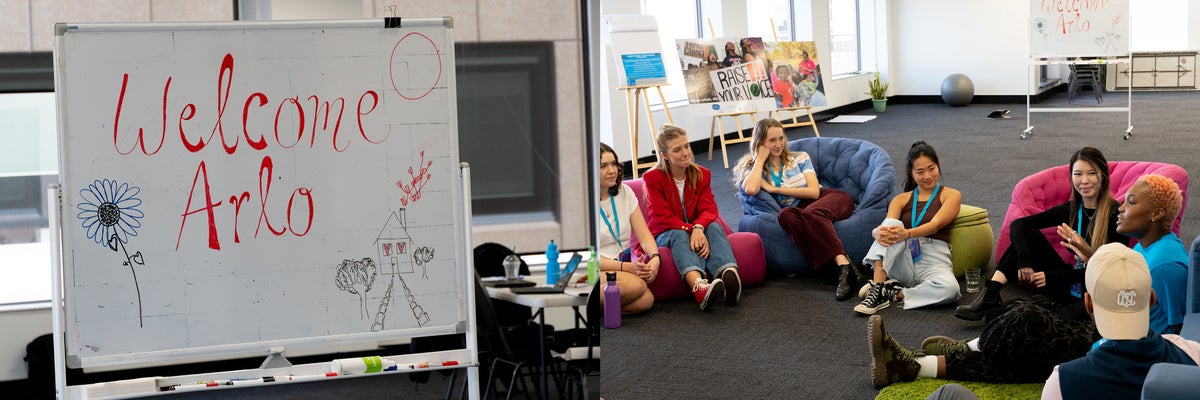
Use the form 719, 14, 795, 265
289, 372, 340, 382
442, 361, 459, 366
230, 378, 268, 386
170, 382, 218, 391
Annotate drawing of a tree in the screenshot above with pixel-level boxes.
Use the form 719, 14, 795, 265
335, 258, 378, 319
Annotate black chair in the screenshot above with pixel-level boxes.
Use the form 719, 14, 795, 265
476, 271, 554, 400
553, 282, 600, 400
1068, 64, 1104, 104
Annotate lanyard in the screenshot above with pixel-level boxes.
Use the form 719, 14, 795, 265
599, 196, 623, 251
768, 162, 786, 203
911, 182, 941, 229
1076, 206, 1086, 238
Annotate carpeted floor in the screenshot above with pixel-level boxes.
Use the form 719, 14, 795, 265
601, 89, 1200, 399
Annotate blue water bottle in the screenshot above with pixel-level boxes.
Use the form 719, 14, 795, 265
545, 240, 560, 285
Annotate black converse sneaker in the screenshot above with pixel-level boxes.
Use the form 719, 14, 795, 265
854, 281, 901, 315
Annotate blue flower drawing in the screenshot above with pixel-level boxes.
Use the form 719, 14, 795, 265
77, 179, 144, 247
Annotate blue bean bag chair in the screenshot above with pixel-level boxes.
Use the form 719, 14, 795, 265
737, 136, 896, 276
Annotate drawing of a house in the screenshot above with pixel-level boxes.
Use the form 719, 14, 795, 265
374, 208, 414, 276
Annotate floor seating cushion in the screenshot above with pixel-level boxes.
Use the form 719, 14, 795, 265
624, 178, 766, 302
949, 205, 993, 277
995, 161, 1189, 267
736, 137, 896, 275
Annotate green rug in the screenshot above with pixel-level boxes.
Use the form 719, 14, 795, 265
876, 378, 1044, 400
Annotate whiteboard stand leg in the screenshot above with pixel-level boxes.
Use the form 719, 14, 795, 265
1021, 126, 1034, 140
467, 365, 480, 400
48, 184, 67, 400
259, 347, 293, 369
1124, 126, 1133, 140
459, 162, 480, 400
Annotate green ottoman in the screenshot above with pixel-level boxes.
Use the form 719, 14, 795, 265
949, 205, 992, 278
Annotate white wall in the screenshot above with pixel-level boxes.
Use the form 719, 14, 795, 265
890, 1, 1029, 96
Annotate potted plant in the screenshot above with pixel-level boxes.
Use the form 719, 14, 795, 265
867, 71, 889, 112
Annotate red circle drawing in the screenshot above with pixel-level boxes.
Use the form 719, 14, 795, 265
389, 32, 442, 101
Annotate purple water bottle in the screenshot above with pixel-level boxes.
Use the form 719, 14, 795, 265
603, 272, 621, 329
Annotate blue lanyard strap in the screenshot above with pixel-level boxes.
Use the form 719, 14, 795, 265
599, 195, 623, 251
680, 182, 690, 224
768, 162, 785, 203
1076, 206, 1086, 237
911, 182, 941, 229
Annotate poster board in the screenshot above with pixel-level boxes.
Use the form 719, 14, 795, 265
675, 37, 828, 115
1030, 0, 1130, 57
605, 15, 669, 87
52, 19, 468, 369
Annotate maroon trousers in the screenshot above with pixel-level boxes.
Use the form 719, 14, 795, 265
777, 188, 855, 268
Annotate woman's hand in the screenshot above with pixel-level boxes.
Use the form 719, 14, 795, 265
1017, 267, 1035, 284
755, 144, 770, 166
691, 229, 710, 258
1057, 223, 1094, 261
1028, 271, 1047, 288
629, 260, 654, 281
877, 225, 905, 247
645, 256, 660, 283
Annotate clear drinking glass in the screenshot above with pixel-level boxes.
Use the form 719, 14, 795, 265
965, 268, 982, 293
502, 254, 521, 280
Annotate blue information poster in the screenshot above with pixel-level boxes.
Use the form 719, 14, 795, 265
620, 53, 668, 86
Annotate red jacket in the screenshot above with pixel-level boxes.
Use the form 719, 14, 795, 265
641, 166, 719, 237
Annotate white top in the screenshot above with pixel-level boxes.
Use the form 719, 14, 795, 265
597, 183, 641, 259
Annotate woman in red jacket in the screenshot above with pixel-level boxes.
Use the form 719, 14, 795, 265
642, 124, 741, 311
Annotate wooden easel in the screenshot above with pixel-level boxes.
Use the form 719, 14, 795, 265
617, 84, 674, 178
770, 106, 820, 136
708, 110, 759, 169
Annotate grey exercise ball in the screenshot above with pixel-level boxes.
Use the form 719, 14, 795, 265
940, 73, 974, 106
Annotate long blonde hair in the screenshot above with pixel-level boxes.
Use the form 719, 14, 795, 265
654, 124, 701, 187
732, 118, 790, 184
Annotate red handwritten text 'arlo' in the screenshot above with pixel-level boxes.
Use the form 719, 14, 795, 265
106, 38, 442, 251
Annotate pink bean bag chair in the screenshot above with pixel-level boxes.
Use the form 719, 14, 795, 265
995, 161, 1189, 266
624, 178, 766, 302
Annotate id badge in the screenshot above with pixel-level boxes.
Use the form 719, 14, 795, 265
908, 238, 922, 263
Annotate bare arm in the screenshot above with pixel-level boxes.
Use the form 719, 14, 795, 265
905, 188, 962, 239
740, 145, 771, 195
767, 170, 821, 200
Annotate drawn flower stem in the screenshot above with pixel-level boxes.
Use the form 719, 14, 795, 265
110, 233, 146, 327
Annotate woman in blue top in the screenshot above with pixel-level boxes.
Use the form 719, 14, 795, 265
1115, 174, 1187, 334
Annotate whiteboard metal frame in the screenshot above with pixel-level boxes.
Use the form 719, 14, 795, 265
1023, 6, 1134, 140
51, 18, 478, 399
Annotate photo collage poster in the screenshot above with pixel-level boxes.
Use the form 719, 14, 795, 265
675, 37, 827, 113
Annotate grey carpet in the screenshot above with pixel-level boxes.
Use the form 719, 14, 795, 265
602, 90, 1200, 400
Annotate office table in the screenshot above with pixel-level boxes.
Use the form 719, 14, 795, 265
484, 281, 589, 400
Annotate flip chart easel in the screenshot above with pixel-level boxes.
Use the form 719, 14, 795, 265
618, 84, 674, 178
50, 18, 480, 399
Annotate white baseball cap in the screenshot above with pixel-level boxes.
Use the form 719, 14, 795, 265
1085, 243, 1153, 340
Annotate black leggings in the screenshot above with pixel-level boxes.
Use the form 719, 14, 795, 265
995, 232, 1077, 303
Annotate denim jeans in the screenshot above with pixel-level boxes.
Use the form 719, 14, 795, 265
863, 218, 959, 309
655, 222, 738, 280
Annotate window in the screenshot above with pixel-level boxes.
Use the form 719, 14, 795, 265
0, 91, 57, 309
642, 0, 700, 107
828, 0, 862, 76
746, 0, 794, 41
455, 42, 558, 222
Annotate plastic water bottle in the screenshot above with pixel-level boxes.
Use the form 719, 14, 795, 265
586, 246, 599, 285
604, 272, 621, 329
545, 240, 560, 285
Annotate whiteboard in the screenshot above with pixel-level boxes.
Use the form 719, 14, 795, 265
1030, 0, 1130, 57
53, 19, 468, 368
